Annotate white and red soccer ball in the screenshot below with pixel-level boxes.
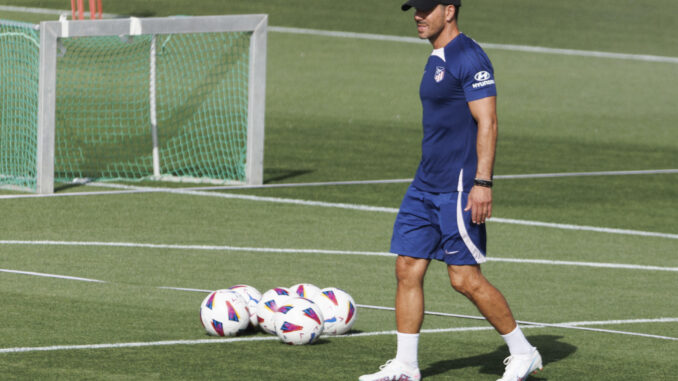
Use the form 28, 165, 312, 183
255, 287, 292, 335
199, 289, 250, 337
274, 297, 324, 345
289, 283, 322, 300
200, 284, 357, 341
312, 287, 357, 335
229, 284, 262, 327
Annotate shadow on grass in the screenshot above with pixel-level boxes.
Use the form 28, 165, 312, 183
54, 181, 95, 192
422, 335, 576, 380
264, 168, 314, 184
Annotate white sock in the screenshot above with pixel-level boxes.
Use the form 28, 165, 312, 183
395, 332, 419, 369
501, 326, 535, 356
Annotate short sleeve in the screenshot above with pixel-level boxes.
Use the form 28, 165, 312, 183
457, 45, 497, 102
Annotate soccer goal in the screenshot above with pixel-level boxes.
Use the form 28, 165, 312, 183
0, 14, 267, 194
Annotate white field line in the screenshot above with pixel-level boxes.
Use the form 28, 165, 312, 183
159, 288, 678, 339
140, 169, 678, 192
9, 183, 678, 239
0, 327, 498, 354
6, 181, 677, 240
358, 304, 678, 341
494, 169, 678, 179
1, 316, 676, 354
0, 240, 396, 257
25, 280, 678, 337
3, 168, 675, 200
2, 5, 677, 65
186, 178, 414, 191
489, 257, 678, 272
269, 26, 678, 65
0, 268, 105, 283
2, 241, 678, 272
1, 267, 676, 354
2, 5, 678, 64
0, 174, 678, 239
5, 167, 671, 196
157, 286, 212, 293
487, 218, 678, 240
362, 305, 678, 327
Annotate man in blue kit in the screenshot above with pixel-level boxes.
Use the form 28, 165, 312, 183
359, 1, 542, 380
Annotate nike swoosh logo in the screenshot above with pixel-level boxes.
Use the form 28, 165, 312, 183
445, 250, 460, 255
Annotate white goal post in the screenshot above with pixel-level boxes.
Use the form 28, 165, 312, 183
34, 14, 267, 194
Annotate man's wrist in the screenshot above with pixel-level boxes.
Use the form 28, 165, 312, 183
474, 178, 493, 188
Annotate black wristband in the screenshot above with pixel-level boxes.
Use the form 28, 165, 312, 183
474, 178, 493, 188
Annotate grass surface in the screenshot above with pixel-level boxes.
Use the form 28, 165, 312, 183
4, 0, 678, 56
1, 1, 677, 380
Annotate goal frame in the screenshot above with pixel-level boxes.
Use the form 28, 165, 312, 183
36, 14, 267, 194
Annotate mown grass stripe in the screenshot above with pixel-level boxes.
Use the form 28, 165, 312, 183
1, 241, 676, 271
269, 26, 678, 64
3, 5, 678, 64
8, 181, 677, 240
2, 315, 675, 355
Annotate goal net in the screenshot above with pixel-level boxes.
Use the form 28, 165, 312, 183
0, 20, 40, 192
0, 15, 267, 194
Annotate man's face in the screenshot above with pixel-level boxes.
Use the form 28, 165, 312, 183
414, 5, 446, 40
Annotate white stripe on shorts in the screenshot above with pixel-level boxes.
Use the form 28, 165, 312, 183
456, 170, 487, 264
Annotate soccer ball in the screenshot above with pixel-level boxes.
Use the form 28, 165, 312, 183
274, 297, 324, 345
256, 287, 292, 335
229, 284, 262, 327
289, 283, 322, 300
312, 287, 357, 335
199, 290, 250, 336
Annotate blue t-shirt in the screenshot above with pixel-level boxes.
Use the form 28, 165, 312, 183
411, 33, 497, 193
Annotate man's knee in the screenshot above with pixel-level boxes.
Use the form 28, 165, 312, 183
448, 265, 486, 296
396, 255, 429, 284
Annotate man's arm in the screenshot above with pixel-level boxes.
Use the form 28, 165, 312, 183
464, 96, 498, 224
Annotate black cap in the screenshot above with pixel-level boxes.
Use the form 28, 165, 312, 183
401, 0, 461, 11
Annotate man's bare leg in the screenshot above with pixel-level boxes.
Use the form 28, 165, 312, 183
396, 255, 431, 333
447, 264, 516, 334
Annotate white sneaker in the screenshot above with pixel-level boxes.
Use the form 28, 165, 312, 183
358, 359, 421, 381
497, 348, 543, 381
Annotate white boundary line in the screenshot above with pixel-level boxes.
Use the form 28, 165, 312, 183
130, 169, 678, 192
155, 288, 678, 341
269, 26, 678, 64
13, 274, 675, 336
487, 218, 678, 240
4, 169, 674, 199
359, 304, 678, 341
0, 268, 105, 283
0, 241, 396, 257
1, 315, 675, 354
494, 169, 678, 179
2, 241, 678, 272
2, 4, 678, 65
0, 336, 279, 354
7, 182, 678, 240
1, 266, 676, 355
488, 257, 678, 272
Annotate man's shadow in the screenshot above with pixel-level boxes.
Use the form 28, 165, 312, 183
421, 335, 576, 379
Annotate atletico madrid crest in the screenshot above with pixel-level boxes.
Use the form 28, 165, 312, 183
434, 66, 445, 83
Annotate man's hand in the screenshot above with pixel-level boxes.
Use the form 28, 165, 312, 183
464, 185, 492, 224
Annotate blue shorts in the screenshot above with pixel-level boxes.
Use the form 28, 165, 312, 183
390, 185, 487, 265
